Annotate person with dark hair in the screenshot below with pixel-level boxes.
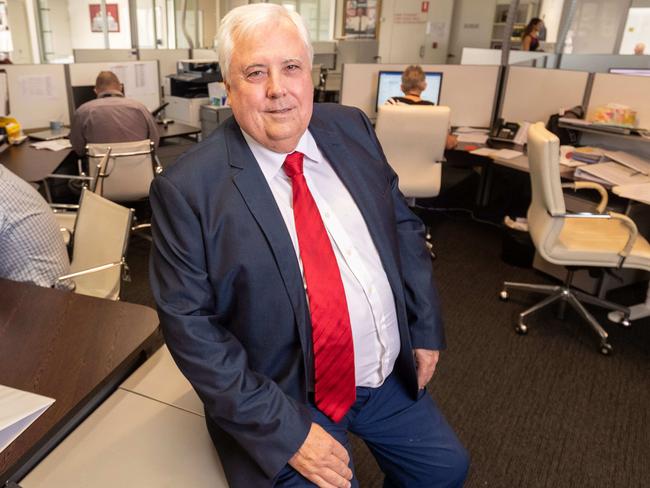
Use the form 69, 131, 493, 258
521, 18, 544, 52
69, 70, 159, 156
386, 64, 457, 149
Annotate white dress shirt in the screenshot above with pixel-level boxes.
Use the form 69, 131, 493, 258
242, 129, 400, 388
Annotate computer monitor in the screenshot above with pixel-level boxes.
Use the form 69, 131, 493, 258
375, 70, 443, 111
608, 68, 650, 77
72, 85, 97, 109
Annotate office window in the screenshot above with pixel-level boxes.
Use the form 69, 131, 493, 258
270, 0, 334, 41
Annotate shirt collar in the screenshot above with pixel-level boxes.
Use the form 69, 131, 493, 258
97, 89, 124, 98
241, 128, 323, 182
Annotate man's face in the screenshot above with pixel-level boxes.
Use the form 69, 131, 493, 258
226, 20, 313, 154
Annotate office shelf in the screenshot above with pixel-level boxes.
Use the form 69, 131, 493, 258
558, 122, 650, 144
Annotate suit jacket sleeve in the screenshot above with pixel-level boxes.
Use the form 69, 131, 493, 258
149, 174, 312, 479
358, 109, 447, 351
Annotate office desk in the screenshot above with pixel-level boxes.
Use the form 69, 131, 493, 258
0, 144, 72, 182
20, 346, 229, 487
0, 279, 160, 485
157, 121, 201, 141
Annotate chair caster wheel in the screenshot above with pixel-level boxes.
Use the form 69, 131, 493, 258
621, 318, 631, 328
599, 342, 613, 355
499, 290, 509, 301
515, 323, 527, 335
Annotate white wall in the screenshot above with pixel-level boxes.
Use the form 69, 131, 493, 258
7, 0, 32, 63
49, 0, 73, 60
377, 0, 454, 64
447, 0, 497, 64
68, 0, 132, 49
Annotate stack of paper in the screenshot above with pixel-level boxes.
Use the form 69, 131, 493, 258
603, 150, 650, 176
454, 127, 490, 144
0, 385, 55, 453
29, 139, 72, 151
470, 147, 524, 160
574, 162, 650, 187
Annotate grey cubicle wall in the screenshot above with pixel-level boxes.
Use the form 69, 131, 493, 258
587, 72, 650, 129
340, 63, 499, 128
73, 49, 138, 63
559, 54, 650, 73
4, 64, 70, 129
500, 67, 589, 125
68, 61, 160, 113
139, 49, 190, 90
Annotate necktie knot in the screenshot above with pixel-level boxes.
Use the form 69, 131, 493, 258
283, 151, 304, 179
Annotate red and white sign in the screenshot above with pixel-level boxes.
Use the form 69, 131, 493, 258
421, 1, 429, 13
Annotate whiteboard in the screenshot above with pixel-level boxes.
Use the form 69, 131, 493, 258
619, 8, 650, 55
4, 64, 70, 129
340, 63, 499, 128
68, 61, 160, 111
501, 67, 589, 125
588, 73, 650, 129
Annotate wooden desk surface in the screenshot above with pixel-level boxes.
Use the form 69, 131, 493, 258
0, 279, 160, 484
0, 143, 72, 182
157, 121, 201, 140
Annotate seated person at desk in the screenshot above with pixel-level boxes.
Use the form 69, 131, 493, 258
69, 71, 159, 156
0, 164, 72, 290
385, 65, 457, 150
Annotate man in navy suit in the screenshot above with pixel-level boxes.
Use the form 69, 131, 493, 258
149, 4, 468, 487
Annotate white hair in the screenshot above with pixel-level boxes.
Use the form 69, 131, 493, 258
217, 4, 313, 83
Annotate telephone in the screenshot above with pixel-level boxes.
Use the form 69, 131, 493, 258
490, 119, 529, 145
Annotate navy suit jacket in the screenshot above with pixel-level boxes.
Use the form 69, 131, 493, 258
149, 103, 446, 487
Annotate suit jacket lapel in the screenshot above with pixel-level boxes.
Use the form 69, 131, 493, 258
225, 122, 310, 354
308, 116, 403, 301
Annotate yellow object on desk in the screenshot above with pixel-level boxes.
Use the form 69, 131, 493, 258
0, 117, 22, 143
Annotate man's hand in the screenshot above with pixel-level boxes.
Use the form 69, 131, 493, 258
288, 422, 353, 488
413, 348, 440, 389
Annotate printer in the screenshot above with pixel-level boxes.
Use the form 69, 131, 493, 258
166, 59, 222, 126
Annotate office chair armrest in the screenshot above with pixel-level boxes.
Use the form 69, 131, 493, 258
561, 181, 609, 213
50, 203, 79, 211
55, 259, 125, 283
608, 211, 639, 261
45, 174, 94, 182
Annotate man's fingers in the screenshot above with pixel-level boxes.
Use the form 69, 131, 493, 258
313, 470, 352, 488
331, 440, 350, 464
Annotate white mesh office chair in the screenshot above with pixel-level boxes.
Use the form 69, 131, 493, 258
55, 188, 134, 301
500, 122, 650, 354
375, 104, 450, 258
86, 140, 161, 202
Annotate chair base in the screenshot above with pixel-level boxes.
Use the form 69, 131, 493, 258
500, 280, 631, 355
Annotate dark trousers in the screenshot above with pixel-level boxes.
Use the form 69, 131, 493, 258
275, 373, 469, 487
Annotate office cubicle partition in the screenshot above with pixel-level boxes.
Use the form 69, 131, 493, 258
560, 54, 650, 73
73, 49, 137, 63
588, 73, 650, 129
3, 64, 70, 129
67, 61, 161, 115
340, 63, 499, 128
500, 67, 589, 125
460, 48, 550, 67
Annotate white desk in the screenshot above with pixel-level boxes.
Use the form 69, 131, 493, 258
20, 347, 229, 488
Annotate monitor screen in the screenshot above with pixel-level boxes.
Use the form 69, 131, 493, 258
72, 85, 97, 109
608, 68, 650, 77
375, 70, 443, 110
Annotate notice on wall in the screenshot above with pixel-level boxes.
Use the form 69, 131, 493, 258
18, 75, 58, 100
110, 63, 156, 96
394, 12, 427, 24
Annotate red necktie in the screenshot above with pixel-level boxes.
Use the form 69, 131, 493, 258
283, 151, 355, 422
